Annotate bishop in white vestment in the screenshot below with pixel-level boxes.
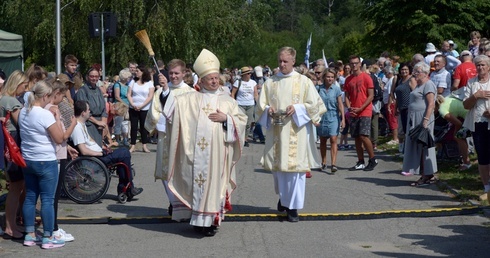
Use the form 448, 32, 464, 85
166, 49, 247, 236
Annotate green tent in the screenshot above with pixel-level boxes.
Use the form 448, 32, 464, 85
0, 29, 23, 78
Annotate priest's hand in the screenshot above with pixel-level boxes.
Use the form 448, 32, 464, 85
159, 74, 168, 91
286, 105, 295, 116
209, 109, 227, 122
268, 106, 275, 117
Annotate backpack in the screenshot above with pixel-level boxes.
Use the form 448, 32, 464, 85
370, 73, 383, 103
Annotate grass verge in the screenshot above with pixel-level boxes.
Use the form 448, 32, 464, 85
377, 136, 484, 204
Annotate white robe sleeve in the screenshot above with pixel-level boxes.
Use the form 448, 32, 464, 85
292, 104, 311, 127
224, 114, 237, 143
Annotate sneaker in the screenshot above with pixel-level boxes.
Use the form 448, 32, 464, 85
401, 171, 414, 176
350, 161, 365, 170
23, 234, 42, 247
131, 187, 143, 196
53, 228, 74, 242
331, 165, 338, 173
321, 163, 327, 171
363, 158, 378, 171
244, 142, 250, 147
387, 140, 398, 145
41, 236, 65, 249
338, 145, 345, 150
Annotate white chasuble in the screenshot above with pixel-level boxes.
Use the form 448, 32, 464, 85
256, 71, 326, 172
167, 89, 247, 227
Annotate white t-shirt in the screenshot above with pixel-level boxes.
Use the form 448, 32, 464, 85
233, 79, 257, 106
71, 121, 103, 152
130, 80, 153, 110
19, 106, 57, 161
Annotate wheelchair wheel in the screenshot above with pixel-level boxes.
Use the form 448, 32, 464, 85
63, 157, 110, 204
117, 192, 128, 204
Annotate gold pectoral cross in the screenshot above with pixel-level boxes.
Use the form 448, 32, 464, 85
195, 173, 206, 188
202, 103, 214, 115
197, 137, 209, 151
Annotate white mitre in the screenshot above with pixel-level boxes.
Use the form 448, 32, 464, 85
193, 49, 220, 78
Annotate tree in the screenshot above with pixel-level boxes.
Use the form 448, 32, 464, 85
361, 0, 490, 58
0, 0, 261, 74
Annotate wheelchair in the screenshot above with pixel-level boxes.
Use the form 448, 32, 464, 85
62, 156, 136, 204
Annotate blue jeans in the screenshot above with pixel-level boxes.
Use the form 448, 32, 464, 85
22, 160, 58, 237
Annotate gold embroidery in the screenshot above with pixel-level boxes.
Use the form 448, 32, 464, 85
202, 103, 214, 115
195, 173, 206, 187
202, 57, 215, 66
197, 137, 209, 151
287, 75, 301, 171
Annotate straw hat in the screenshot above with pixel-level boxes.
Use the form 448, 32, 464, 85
241, 66, 253, 75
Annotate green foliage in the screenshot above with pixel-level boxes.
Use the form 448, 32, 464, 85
361, 0, 490, 59
0, 0, 489, 74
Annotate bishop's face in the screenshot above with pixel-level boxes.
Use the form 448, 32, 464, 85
201, 73, 221, 91
278, 51, 295, 75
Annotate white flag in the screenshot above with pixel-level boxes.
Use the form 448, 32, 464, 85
304, 33, 312, 69
323, 49, 328, 68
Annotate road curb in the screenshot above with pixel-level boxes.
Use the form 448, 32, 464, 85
57, 206, 482, 224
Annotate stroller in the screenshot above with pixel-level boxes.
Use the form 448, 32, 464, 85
433, 116, 460, 160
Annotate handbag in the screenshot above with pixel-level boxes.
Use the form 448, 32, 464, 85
2, 111, 27, 168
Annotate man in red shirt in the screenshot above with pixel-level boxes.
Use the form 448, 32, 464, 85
344, 55, 378, 171
452, 50, 477, 90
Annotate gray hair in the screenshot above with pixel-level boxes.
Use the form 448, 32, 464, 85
414, 61, 430, 74
119, 68, 132, 82
384, 66, 395, 74
412, 53, 424, 63
474, 55, 490, 67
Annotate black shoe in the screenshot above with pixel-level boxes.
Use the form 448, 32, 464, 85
168, 204, 173, 216
287, 209, 299, 222
203, 226, 217, 237
131, 187, 143, 196
277, 200, 286, 212
244, 142, 250, 147
363, 158, 378, 171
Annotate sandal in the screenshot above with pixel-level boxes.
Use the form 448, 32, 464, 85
331, 165, 338, 173
410, 176, 437, 187
458, 163, 472, 171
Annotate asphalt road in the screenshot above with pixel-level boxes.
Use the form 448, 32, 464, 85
1, 140, 489, 257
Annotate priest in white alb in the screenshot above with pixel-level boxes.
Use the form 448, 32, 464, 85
144, 59, 194, 216
256, 46, 326, 222
166, 49, 247, 236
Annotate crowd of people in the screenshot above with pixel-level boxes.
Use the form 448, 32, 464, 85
1, 30, 490, 245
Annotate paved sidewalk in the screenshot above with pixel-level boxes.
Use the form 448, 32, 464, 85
1, 141, 489, 257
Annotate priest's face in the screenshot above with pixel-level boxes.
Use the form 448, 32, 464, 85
169, 65, 185, 85
278, 51, 295, 75
201, 73, 220, 91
